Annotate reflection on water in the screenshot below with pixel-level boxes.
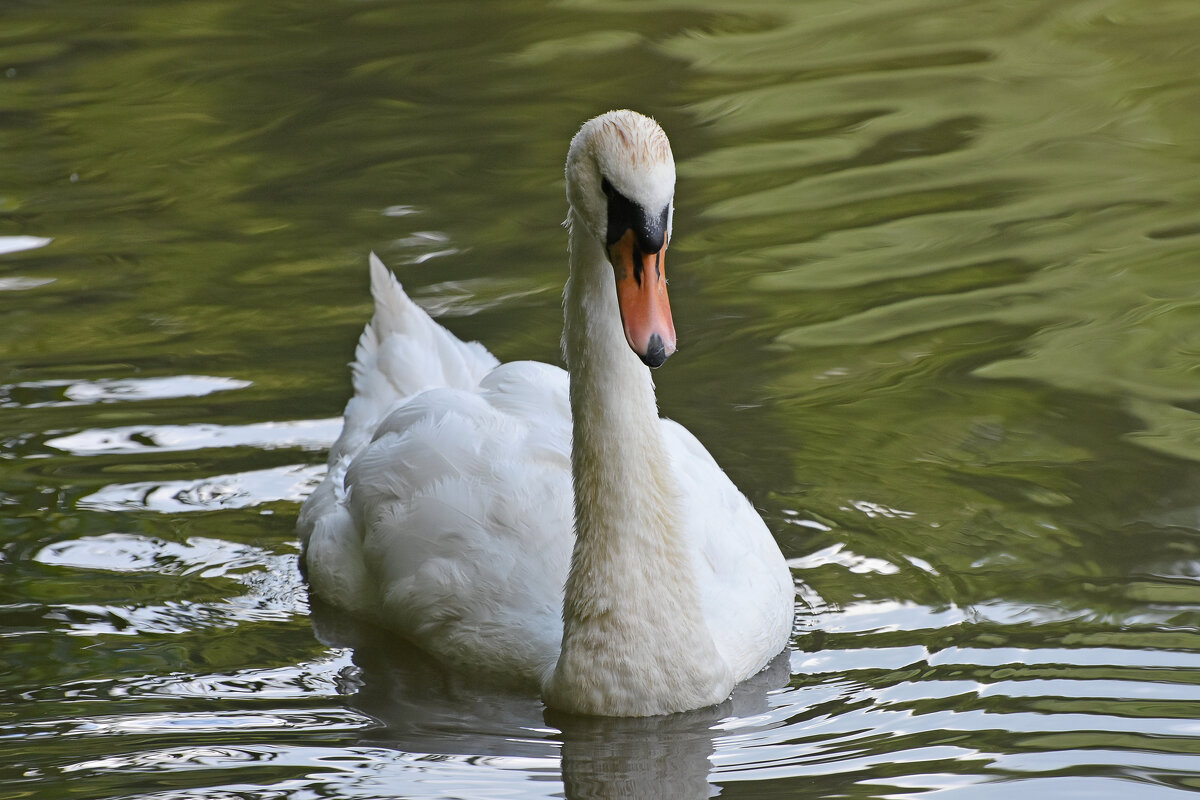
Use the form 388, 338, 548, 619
1, 375, 253, 408
46, 418, 341, 456
0, 235, 52, 255
76, 464, 324, 513
313, 599, 792, 800
3, 0, 1200, 797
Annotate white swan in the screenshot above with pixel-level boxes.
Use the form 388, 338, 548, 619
298, 110, 794, 717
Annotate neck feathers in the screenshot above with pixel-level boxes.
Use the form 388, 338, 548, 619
547, 214, 731, 716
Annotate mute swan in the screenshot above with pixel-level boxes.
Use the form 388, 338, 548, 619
298, 110, 794, 717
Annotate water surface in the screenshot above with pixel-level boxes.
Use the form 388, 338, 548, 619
4, 0, 1200, 797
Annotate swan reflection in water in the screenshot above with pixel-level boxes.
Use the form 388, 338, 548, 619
310, 595, 793, 800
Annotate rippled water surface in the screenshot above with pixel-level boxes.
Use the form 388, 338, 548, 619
5, 1, 1200, 797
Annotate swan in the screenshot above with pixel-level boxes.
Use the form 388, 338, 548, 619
297, 110, 794, 717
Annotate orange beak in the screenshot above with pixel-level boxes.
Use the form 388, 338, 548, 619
609, 229, 676, 368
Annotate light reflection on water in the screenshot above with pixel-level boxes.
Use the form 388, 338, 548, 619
46, 418, 342, 456
3, 0, 1200, 797
75, 464, 324, 513
1, 375, 253, 409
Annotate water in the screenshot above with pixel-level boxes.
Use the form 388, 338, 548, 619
3, 0, 1200, 797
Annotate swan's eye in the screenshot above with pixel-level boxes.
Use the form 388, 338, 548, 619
602, 177, 667, 254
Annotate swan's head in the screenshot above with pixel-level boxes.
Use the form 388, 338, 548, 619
566, 110, 677, 368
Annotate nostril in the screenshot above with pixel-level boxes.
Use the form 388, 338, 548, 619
640, 333, 669, 368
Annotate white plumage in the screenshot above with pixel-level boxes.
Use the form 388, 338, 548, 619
298, 110, 794, 717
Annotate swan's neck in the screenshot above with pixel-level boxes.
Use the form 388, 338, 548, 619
544, 211, 732, 716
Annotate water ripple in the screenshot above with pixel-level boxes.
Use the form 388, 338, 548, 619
1, 376, 252, 409
46, 418, 341, 456
76, 465, 324, 513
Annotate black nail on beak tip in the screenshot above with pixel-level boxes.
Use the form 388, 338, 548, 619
640, 334, 669, 368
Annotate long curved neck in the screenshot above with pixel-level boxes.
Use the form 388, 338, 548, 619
562, 216, 664, 474
545, 210, 731, 717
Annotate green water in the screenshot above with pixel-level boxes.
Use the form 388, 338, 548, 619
4, 0, 1200, 797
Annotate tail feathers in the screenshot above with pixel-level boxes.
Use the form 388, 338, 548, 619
326, 254, 499, 470
350, 252, 499, 409
302, 254, 503, 592
364, 252, 419, 345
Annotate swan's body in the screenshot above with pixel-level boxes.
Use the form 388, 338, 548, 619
298, 111, 793, 716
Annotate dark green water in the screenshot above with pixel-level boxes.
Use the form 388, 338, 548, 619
4, 1, 1200, 797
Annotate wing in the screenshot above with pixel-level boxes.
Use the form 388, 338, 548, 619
298, 257, 573, 684
352, 362, 573, 683
315, 361, 573, 684
662, 420, 795, 682
297, 255, 497, 556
